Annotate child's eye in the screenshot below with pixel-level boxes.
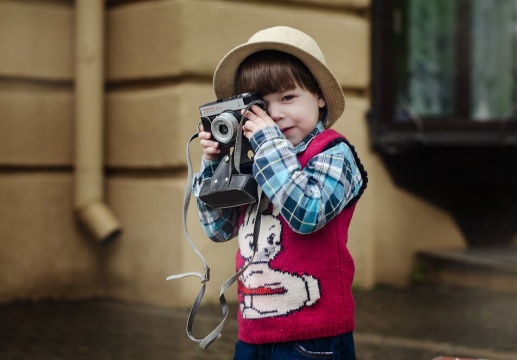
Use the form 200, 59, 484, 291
282, 95, 294, 101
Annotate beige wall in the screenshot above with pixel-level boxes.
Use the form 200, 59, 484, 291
0, 0, 465, 308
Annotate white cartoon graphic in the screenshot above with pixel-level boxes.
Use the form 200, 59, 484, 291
237, 202, 321, 319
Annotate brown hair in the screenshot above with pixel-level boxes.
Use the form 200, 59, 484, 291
235, 50, 322, 97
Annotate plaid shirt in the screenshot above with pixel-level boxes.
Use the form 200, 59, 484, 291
194, 122, 364, 241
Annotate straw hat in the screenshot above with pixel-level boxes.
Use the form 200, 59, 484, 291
213, 26, 345, 128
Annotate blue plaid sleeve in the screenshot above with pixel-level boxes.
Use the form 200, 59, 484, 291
251, 125, 363, 234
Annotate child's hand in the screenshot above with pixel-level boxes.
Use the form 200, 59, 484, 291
241, 105, 276, 139
198, 125, 221, 160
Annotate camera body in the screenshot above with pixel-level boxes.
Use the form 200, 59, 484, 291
197, 93, 264, 208
199, 92, 265, 172
199, 92, 264, 147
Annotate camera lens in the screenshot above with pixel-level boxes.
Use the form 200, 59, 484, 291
212, 112, 239, 144
218, 124, 229, 136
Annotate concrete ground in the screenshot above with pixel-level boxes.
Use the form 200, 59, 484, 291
1, 285, 516, 360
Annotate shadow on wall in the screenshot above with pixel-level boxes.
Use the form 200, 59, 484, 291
380, 146, 517, 247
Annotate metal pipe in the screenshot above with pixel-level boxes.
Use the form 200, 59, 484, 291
74, 0, 121, 243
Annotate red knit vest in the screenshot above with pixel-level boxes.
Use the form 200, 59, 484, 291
236, 129, 356, 344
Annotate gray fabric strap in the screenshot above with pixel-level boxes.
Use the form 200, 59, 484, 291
234, 99, 263, 174
166, 132, 262, 349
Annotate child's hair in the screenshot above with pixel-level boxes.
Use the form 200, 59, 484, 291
236, 50, 323, 98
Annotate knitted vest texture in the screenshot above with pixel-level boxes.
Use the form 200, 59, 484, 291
236, 129, 358, 344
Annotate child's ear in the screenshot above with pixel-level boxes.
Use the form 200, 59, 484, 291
318, 96, 326, 109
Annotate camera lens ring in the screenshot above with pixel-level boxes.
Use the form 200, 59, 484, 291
212, 112, 239, 144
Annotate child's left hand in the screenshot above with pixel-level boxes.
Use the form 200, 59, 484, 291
241, 105, 276, 139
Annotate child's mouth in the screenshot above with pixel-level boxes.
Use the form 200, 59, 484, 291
281, 127, 294, 135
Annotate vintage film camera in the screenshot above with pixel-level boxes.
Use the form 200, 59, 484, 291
199, 92, 265, 173
198, 92, 265, 208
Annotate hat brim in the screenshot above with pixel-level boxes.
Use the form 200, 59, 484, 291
213, 41, 345, 128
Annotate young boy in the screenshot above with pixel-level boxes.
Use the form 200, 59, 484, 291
194, 26, 367, 360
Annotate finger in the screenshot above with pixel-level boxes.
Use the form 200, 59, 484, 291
242, 127, 253, 140
203, 148, 221, 161
204, 146, 220, 155
200, 138, 219, 149
251, 104, 267, 115
241, 108, 255, 118
199, 131, 213, 140
244, 120, 254, 132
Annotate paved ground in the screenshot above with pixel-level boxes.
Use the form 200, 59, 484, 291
1, 285, 516, 360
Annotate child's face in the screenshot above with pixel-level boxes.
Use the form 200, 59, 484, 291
262, 85, 326, 146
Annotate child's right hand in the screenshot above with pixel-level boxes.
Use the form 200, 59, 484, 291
198, 125, 221, 161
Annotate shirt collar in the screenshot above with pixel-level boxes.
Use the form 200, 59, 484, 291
294, 122, 324, 153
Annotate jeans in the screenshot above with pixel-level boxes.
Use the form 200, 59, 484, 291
233, 332, 356, 360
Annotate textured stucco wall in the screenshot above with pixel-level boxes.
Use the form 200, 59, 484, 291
0, 0, 103, 302
0, 0, 465, 307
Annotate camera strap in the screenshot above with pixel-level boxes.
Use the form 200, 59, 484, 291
233, 100, 264, 174
166, 131, 263, 349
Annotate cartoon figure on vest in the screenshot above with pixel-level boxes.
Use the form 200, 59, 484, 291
193, 26, 368, 360
238, 202, 320, 319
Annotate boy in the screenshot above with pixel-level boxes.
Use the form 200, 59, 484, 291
194, 26, 367, 360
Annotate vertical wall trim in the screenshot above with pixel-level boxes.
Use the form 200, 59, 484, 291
74, 0, 122, 243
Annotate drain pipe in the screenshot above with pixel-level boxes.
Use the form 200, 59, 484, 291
74, 0, 122, 243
